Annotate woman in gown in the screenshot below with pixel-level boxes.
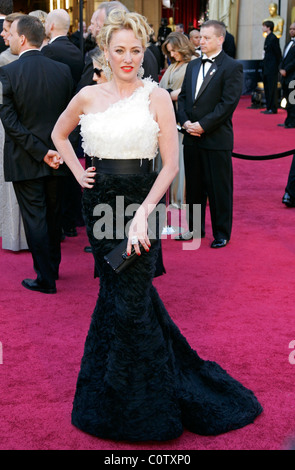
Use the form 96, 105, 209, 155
0, 12, 28, 251
52, 9, 262, 442
160, 32, 197, 208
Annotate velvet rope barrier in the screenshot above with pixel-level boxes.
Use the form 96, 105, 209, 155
176, 127, 295, 161
232, 148, 295, 161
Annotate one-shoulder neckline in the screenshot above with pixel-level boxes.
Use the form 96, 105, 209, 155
80, 79, 155, 119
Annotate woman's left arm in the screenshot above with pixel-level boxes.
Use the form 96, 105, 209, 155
127, 87, 179, 255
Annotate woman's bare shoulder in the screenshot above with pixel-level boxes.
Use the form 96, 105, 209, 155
150, 85, 172, 106
75, 83, 110, 112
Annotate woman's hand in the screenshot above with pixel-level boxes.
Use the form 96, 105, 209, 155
78, 166, 96, 188
170, 88, 181, 101
127, 207, 151, 256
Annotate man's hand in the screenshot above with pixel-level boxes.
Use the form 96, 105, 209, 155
184, 120, 205, 137
44, 150, 63, 169
280, 69, 287, 77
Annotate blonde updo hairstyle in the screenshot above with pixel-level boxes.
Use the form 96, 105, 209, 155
97, 8, 152, 52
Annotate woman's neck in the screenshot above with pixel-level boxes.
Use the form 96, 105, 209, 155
110, 77, 143, 99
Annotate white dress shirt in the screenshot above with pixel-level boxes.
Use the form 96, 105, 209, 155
195, 50, 221, 99
284, 38, 295, 58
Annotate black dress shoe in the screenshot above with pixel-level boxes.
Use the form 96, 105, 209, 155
261, 110, 277, 114
211, 239, 228, 248
22, 278, 57, 294
282, 192, 295, 207
277, 123, 286, 127
63, 228, 78, 237
284, 124, 295, 128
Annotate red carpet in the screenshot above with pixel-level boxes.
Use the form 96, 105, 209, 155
1, 97, 295, 450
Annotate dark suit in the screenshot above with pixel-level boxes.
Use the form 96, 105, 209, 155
42, 36, 84, 89
0, 50, 73, 288
280, 39, 295, 126
262, 32, 281, 112
143, 47, 159, 82
223, 31, 236, 58
0, 18, 8, 53
42, 35, 85, 233
178, 50, 243, 241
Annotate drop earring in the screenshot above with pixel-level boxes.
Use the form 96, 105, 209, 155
137, 62, 144, 79
102, 59, 112, 81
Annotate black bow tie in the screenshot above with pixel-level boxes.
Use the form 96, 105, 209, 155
202, 58, 214, 65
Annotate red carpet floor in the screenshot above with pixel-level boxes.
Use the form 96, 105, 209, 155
1, 97, 295, 450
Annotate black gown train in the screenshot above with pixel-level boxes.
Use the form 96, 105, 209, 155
72, 79, 262, 441
71, 171, 263, 442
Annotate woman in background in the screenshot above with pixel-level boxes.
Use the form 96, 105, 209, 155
0, 12, 27, 251
160, 32, 197, 209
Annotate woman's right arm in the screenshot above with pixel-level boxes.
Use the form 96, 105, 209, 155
51, 89, 96, 188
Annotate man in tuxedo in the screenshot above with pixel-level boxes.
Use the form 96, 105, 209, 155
42, 9, 84, 90
177, 20, 243, 248
223, 30, 236, 58
189, 29, 201, 57
42, 9, 84, 238
0, 15, 73, 293
278, 23, 295, 128
0, 0, 13, 53
261, 20, 281, 114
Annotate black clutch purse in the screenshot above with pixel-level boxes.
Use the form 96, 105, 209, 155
104, 235, 156, 274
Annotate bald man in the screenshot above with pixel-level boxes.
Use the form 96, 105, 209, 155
189, 29, 201, 56
42, 9, 84, 88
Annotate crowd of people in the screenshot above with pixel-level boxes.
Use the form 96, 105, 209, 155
7, 0, 295, 444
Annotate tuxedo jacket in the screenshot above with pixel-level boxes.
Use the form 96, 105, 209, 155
42, 36, 84, 88
143, 47, 159, 82
280, 40, 295, 86
223, 31, 236, 58
262, 32, 282, 75
0, 50, 73, 182
177, 50, 243, 150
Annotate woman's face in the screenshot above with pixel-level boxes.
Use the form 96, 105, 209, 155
166, 42, 183, 62
105, 28, 144, 81
0, 20, 11, 46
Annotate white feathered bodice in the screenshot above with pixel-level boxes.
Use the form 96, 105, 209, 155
79, 79, 160, 160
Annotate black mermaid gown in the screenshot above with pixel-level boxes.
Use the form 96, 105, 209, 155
71, 80, 262, 442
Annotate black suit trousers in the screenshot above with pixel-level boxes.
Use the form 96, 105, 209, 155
13, 175, 64, 287
263, 73, 278, 112
184, 146, 233, 240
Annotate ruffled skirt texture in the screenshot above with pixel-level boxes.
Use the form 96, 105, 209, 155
71, 172, 262, 442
